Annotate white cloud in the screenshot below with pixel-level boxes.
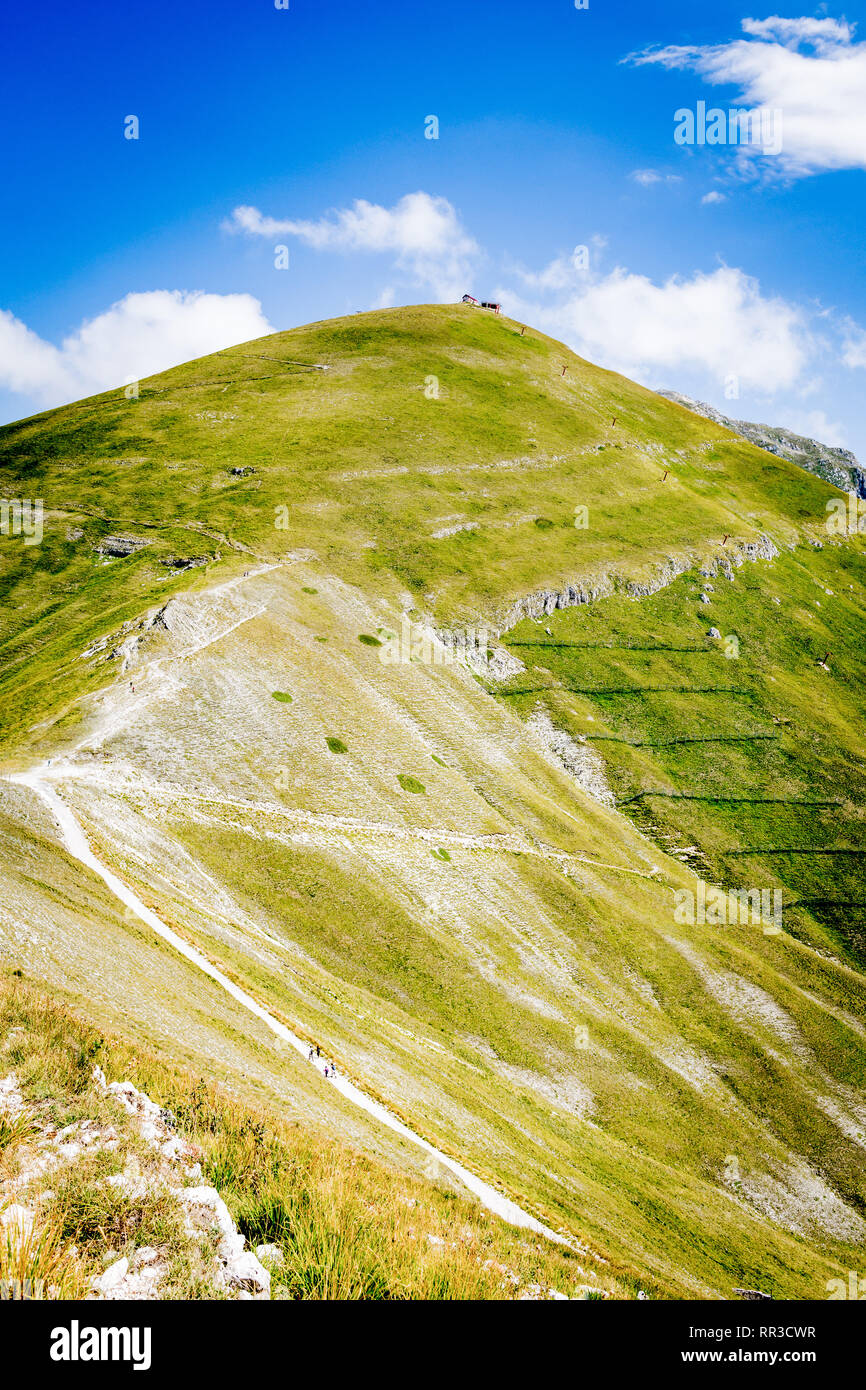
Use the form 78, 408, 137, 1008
740, 17, 854, 54
226, 192, 479, 300
776, 407, 848, 446
495, 261, 810, 393
630, 169, 682, 186
511, 253, 584, 292
0, 290, 273, 410
842, 323, 866, 369
628, 15, 866, 179
701, 191, 727, 204
496, 253, 866, 450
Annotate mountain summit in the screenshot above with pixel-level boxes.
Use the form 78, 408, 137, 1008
1, 304, 865, 1299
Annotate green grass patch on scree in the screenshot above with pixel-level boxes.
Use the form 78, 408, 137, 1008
397, 774, 426, 794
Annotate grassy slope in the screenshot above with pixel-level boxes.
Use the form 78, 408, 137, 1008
498, 542, 866, 967
0, 304, 864, 1299
0, 302, 835, 757
2, 973, 607, 1300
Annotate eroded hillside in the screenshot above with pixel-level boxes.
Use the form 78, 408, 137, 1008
0, 305, 864, 1298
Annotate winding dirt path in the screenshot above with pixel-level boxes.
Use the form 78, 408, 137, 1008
7, 769, 572, 1248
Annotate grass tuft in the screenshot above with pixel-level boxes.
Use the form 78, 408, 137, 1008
397, 774, 425, 794
0, 974, 610, 1301
0, 1219, 86, 1300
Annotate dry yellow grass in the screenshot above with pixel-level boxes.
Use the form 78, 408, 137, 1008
0, 972, 618, 1300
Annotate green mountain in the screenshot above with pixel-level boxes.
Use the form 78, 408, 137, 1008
657, 389, 866, 496
1, 303, 864, 1300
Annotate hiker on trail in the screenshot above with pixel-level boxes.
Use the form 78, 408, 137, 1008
308, 1046, 314, 1061
316, 1045, 321, 1058
324, 1065, 330, 1079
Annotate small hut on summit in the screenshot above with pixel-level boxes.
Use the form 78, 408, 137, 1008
462, 294, 501, 314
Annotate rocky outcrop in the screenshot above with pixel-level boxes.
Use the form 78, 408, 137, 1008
79, 573, 268, 675
498, 576, 613, 630
91, 1248, 166, 1300
94, 535, 151, 559
475, 645, 526, 681
528, 706, 615, 809
429, 533, 780, 678
658, 390, 866, 497
179, 1187, 270, 1299
158, 554, 215, 572
94, 1071, 270, 1299
0, 1066, 271, 1302
485, 534, 779, 637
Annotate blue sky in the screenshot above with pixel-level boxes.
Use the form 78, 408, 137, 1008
1, 0, 865, 453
